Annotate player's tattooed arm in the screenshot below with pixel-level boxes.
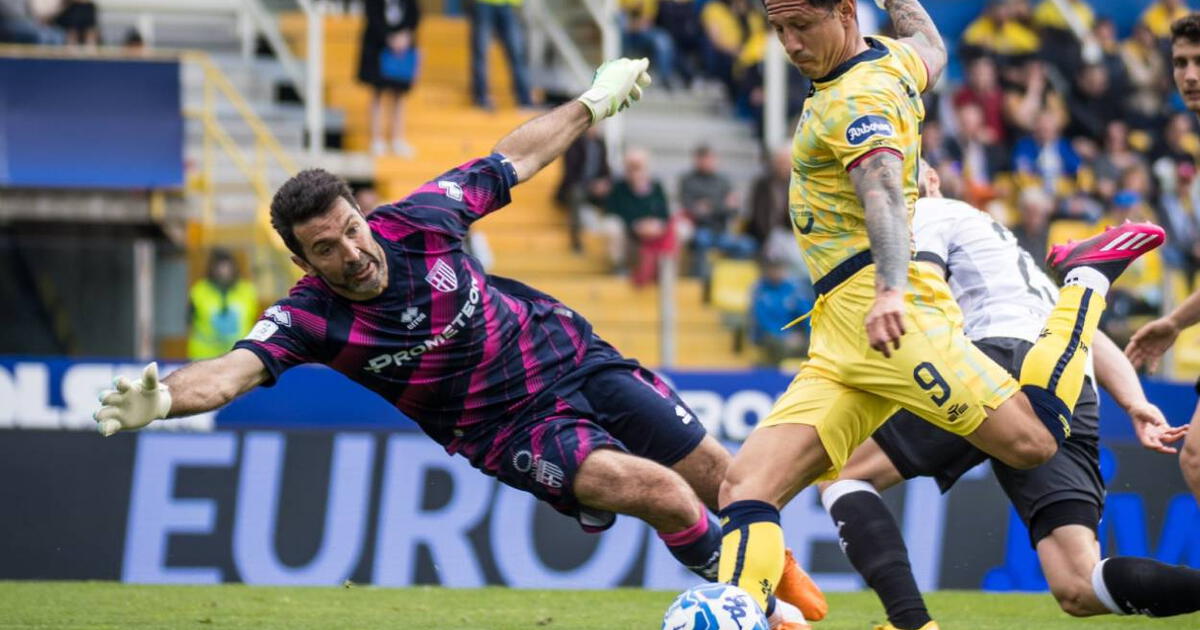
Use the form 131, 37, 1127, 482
851, 150, 910, 292
493, 102, 592, 184
878, 0, 946, 88
161, 348, 269, 417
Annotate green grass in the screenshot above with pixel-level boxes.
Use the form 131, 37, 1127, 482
0, 583, 1196, 629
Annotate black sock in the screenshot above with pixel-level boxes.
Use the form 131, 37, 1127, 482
1097, 556, 1200, 617
823, 481, 931, 629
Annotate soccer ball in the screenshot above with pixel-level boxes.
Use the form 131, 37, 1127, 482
661, 583, 770, 630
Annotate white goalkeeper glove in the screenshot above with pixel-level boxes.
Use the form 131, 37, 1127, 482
93, 362, 172, 436
577, 57, 652, 123
874, 0, 888, 9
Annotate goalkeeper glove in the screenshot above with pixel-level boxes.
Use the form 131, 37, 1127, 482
577, 57, 652, 123
874, 0, 888, 9
93, 362, 172, 436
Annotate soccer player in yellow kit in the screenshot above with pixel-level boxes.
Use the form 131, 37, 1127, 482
716, 2, 1166, 627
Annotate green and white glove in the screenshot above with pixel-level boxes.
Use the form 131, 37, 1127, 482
577, 57, 652, 123
93, 362, 172, 436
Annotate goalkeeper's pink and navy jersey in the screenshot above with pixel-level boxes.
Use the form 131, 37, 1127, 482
234, 154, 627, 454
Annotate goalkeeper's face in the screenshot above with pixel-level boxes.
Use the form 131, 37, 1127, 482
292, 197, 388, 300
766, 0, 858, 79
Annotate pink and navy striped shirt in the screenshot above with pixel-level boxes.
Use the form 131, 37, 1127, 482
235, 154, 625, 451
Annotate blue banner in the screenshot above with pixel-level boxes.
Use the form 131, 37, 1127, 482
0, 357, 1194, 442
0, 57, 183, 189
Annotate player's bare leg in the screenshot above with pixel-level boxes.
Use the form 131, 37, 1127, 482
1183, 402, 1200, 505
670, 434, 730, 511
1039, 522, 1200, 617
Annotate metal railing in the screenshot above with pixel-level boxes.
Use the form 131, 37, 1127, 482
97, 0, 324, 156
182, 49, 301, 301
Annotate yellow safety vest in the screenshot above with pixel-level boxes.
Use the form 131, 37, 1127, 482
188, 278, 259, 360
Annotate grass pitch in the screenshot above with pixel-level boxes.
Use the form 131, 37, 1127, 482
0, 582, 1195, 629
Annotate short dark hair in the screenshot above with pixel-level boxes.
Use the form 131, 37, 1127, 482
763, 0, 842, 10
1171, 13, 1200, 45
269, 168, 357, 258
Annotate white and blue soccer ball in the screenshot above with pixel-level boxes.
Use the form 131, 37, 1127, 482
661, 583, 770, 630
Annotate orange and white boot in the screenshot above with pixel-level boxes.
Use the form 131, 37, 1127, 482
775, 549, 828, 622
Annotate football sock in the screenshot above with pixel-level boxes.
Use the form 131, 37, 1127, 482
718, 500, 785, 612
1093, 557, 1200, 617
821, 481, 932, 630
1019, 284, 1105, 444
659, 505, 722, 581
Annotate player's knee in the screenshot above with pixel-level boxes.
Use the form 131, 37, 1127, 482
1181, 441, 1200, 483
1050, 580, 1098, 617
1008, 431, 1057, 470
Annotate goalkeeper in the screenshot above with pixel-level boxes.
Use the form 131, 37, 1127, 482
93, 58, 824, 627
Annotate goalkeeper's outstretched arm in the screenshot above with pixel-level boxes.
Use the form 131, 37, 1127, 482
93, 348, 268, 436
876, 0, 946, 88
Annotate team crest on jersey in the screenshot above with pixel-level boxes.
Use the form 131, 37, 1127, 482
263, 305, 291, 327
437, 180, 463, 201
845, 115, 894, 145
425, 258, 459, 292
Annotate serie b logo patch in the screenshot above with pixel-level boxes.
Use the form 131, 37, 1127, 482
425, 258, 459, 293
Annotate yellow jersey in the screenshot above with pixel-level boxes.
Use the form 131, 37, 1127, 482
788, 36, 927, 283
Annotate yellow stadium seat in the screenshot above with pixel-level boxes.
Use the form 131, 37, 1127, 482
710, 259, 760, 316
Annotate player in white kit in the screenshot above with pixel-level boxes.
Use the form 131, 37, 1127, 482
814, 162, 1198, 630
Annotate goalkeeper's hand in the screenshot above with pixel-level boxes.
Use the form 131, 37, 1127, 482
93, 362, 172, 436
577, 57, 652, 123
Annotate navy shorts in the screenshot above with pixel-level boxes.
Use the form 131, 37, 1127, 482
479, 362, 708, 531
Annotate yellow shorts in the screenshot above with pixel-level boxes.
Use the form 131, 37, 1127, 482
760, 260, 1019, 480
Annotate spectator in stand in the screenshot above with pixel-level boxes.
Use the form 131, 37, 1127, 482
556, 125, 612, 253
604, 147, 674, 286
748, 253, 812, 368
1141, 0, 1192, 40
1090, 120, 1146, 203
52, 0, 95, 46
0, 0, 63, 44
354, 186, 381, 214
358, 0, 420, 157
956, 101, 1009, 206
469, 0, 534, 110
656, 0, 704, 88
1012, 185, 1054, 261
187, 249, 259, 361
1065, 62, 1124, 145
1122, 24, 1169, 129
1031, 0, 1092, 77
920, 118, 961, 171
699, 0, 764, 103
620, 0, 681, 90
745, 146, 809, 277
1013, 108, 1081, 196
678, 144, 754, 278
1157, 156, 1200, 278
1152, 112, 1200, 194
1002, 56, 1066, 135
954, 56, 1008, 147
1091, 17, 1130, 96
960, 0, 1039, 61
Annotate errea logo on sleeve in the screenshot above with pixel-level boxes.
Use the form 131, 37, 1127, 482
845, 115, 895, 146
437, 180, 463, 201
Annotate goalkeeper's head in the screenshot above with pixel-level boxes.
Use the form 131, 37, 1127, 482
269, 169, 390, 301
763, 0, 862, 79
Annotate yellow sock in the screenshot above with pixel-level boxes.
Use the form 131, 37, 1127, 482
718, 501, 785, 612
1019, 284, 1105, 411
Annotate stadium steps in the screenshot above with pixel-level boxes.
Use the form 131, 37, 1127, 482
273, 12, 751, 369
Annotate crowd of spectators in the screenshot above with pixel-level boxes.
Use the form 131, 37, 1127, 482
560, 0, 1200, 367
1, 0, 97, 46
